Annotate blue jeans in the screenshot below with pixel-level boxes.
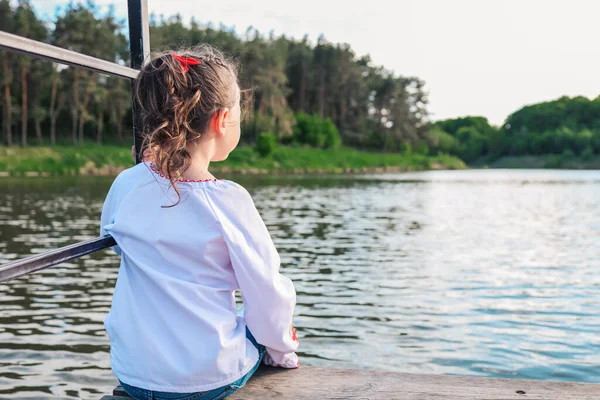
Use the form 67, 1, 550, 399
119, 329, 266, 400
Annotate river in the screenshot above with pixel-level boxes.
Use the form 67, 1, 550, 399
1, 169, 599, 399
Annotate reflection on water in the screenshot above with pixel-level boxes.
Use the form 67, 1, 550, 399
1, 170, 600, 399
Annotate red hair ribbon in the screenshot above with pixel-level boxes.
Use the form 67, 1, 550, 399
172, 54, 202, 73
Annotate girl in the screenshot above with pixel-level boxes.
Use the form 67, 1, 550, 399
100, 45, 299, 400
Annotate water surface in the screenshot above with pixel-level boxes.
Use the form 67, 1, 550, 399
1, 169, 599, 399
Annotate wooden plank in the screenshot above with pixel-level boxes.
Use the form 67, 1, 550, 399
228, 366, 600, 399
104, 367, 600, 399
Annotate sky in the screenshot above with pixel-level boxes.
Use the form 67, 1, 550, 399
31, 0, 600, 126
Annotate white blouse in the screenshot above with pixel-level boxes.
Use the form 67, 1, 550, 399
100, 162, 298, 392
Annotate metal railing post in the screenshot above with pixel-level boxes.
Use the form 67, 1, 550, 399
127, 0, 151, 164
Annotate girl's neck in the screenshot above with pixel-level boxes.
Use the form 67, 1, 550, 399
182, 161, 215, 181
181, 140, 216, 181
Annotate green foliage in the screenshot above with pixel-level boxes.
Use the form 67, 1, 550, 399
429, 129, 459, 154
582, 146, 594, 161
413, 141, 430, 155
0, 1, 429, 159
499, 97, 600, 160
292, 113, 316, 146
399, 142, 412, 155
563, 148, 575, 158
505, 96, 600, 136
430, 117, 496, 162
434, 116, 497, 138
292, 113, 342, 149
255, 132, 277, 157
433, 100, 600, 166
5, 1, 600, 170
456, 126, 487, 162
545, 155, 564, 169
321, 118, 342, 149
0, 145, 132, 175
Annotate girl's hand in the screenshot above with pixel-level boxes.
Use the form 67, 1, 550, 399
263, 351, 299, 369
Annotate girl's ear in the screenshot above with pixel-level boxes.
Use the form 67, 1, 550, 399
211, 108, 230, 137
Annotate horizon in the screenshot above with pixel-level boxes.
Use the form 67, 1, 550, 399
29, 0, 600, 126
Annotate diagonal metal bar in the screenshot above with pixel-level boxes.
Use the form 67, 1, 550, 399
0, 236, 117, 283
0, 30, 139, 79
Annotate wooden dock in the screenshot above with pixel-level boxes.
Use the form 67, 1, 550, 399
101, 365, 600, 399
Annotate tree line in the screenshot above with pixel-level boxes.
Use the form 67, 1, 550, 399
431, 96, 600, 163
0, 0, 429, 152
3, 1, 598, 163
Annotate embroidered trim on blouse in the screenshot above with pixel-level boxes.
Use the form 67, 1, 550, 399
149, 163, 218, 183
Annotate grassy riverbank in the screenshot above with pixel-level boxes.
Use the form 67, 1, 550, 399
0, 145, 466, 176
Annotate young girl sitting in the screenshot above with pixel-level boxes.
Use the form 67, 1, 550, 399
100, 45, 299, 400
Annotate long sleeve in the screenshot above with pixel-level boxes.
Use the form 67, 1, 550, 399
207, 183, 299, 368
100, 171, 136, 256
100, 189, 122, 255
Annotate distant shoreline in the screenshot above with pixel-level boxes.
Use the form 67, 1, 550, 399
0, 164, 454, 178
5, 146, 600, 178
476, 155, 600, 170
0, 145, 467, 177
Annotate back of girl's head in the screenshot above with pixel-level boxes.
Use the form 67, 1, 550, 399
135, 45, 239, 187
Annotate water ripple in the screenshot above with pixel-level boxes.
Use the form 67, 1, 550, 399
1, 171, 600, 398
